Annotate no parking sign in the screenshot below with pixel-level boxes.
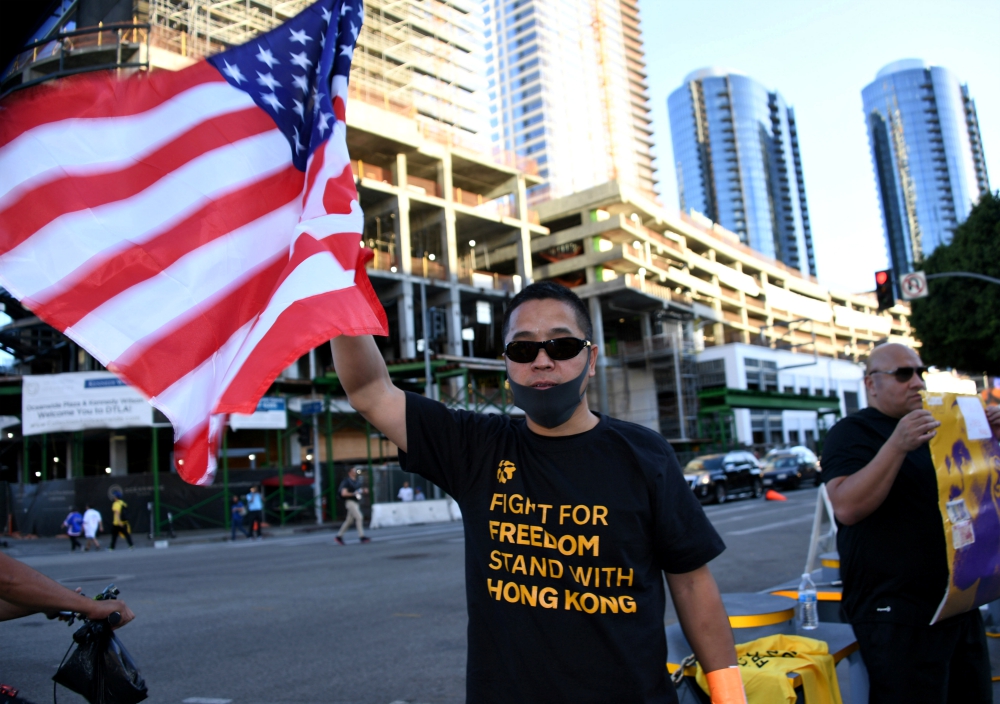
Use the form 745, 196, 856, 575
901, 271, 929, 300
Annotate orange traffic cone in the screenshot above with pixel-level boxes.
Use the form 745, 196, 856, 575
765, 489, 787, 501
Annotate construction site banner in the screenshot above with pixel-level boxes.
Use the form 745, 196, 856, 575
229, 397, 288, 430
22, 372, 153, 436
924, 391, 1000, 624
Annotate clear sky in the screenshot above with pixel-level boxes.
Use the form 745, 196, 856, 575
640, 0, 999, 295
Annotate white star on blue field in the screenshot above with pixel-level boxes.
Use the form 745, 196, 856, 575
208, 0, 363, 171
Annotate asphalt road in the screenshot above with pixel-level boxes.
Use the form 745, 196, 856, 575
0, 487, 838, 703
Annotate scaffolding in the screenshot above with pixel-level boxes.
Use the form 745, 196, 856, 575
148, 0, 314, 58
603, 327, 699, 442
145, 0, 506, 159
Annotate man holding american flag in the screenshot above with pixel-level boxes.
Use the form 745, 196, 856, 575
0, 2, 746, 701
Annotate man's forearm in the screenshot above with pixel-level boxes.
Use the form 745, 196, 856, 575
826, 441, 906, 525
666, 566, 737, 673
0, 598, 36, 621
0, 554, 95, 618
330, 335, 408, 451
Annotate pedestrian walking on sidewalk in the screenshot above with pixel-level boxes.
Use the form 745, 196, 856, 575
62, 509, 83, 551
82, 504, 102, 551
397, 480, 413, 502
231, 495, 250, 540
335, 467, 369, 545
109, 491, 134, 550
246, 485, 264, 539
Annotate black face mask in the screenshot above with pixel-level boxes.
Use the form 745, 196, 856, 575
506, 348, 592, 429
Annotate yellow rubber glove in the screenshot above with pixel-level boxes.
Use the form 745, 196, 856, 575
706, 666, 748, 704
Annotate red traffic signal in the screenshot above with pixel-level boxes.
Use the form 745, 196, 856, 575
875, 269, 894, 311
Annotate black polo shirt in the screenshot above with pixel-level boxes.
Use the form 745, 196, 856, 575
821, 407, 948, 625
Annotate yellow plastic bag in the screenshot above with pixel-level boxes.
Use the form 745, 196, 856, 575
695, 634, 842, 704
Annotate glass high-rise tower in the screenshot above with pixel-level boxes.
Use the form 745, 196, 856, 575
668, 68, 816, 276
862, 60, 990, 284
482, 0, 657, 201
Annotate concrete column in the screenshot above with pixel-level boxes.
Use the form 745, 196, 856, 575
395, 153, 412, 276
761, 271, 774, 348
442, 209, 458, 283
589, 297, 609, 415
397, 286, 416, 359
109, 435, 127, 476
736, 262, 751, 344
514, 175, 533, 284
437, 151, 454, 203
440, 207, 463, 356
640, 313, 653, 355
585, 232, 598, 284
671, 323, 689, 441
445, 289, 463, 355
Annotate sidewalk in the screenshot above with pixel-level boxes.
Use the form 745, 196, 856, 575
0, 520, 348, 558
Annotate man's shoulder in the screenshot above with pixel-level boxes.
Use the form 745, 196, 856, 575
602, 415, 671, 448
828, 407, 885, 436
405, 390, 514, 430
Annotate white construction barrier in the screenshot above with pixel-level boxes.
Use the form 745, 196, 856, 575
369, 498, 462, 529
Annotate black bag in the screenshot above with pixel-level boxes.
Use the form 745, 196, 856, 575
52, 619, 147, 704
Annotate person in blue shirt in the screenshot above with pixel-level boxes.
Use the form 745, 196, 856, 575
245, 485, 264, 540
231, 495, 250, 541
62, 509, 83, 552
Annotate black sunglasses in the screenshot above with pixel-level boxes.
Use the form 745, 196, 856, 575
867, 366, 928, 383
504, 337, 591, 364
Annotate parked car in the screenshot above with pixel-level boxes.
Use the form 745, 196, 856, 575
683, 451, 764, 504
761, 451, 821, 490
766, 445, 820, 466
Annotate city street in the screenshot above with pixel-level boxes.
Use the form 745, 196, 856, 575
0, 488, 842, 703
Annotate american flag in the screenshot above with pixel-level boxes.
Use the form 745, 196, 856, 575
0, 0, 386, 485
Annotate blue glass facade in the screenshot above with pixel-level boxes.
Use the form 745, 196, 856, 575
862, 60, 990, 286
483, 0, 657, 201
668, 68, 816, 276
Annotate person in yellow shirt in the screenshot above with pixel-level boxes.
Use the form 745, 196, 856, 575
110, 490, 134, 550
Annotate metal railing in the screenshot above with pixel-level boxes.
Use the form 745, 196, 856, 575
2, 22, 150, 100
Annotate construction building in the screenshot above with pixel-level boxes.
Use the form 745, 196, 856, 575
482, 0, 656, 202
1, 0, 915, 493
531, 181, 913, 448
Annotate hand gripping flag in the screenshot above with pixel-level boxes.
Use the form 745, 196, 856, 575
0, 0, 387, 485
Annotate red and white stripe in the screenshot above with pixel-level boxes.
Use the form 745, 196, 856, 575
0, 63, 386, 485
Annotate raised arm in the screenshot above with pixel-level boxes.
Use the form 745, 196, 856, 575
330, 335, 407, 451
825, 409, 938, 525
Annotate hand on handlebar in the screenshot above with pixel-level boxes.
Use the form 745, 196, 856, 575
85, 599, 135, 629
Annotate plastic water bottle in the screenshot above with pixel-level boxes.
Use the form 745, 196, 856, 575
798, 573, 819, 630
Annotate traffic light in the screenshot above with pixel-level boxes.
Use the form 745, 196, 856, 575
296, 419, 312, 447
875, 269, 894, 311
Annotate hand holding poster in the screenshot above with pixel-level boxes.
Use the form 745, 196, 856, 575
923, 391, 1000, 624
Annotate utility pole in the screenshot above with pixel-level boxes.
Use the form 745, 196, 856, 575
308, 348, 323, 525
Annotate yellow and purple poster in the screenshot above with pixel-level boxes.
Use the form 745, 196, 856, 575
923, 391, 1000, 624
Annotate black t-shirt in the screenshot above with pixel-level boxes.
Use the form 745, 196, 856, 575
821, 407, 947, 625
337, 476, 362, 503
399, 392, 725, 704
